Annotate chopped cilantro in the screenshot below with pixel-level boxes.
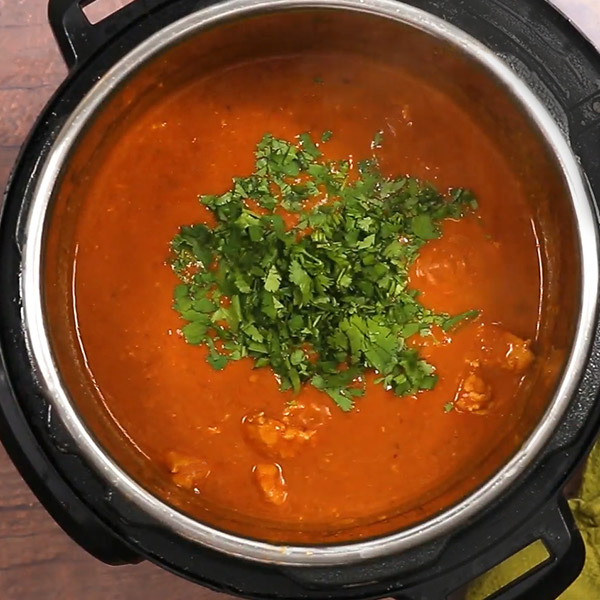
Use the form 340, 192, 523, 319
171, 132, 479, 411
444, 402, 455, 413
372, 130, 384, 149
442, 309, 480, 332
411, 214, 439, 240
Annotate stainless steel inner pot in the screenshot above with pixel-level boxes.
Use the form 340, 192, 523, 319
23, 0, 599, 565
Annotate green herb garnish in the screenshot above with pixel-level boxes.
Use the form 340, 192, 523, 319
442, 309, 480, 332
321, 130, 333, 143
171, 132, 478, 411
372, 130, 384, 149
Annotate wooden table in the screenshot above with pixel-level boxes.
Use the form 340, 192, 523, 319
0, 1, 598, 599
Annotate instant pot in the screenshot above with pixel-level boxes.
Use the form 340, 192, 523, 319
2, 1, 600, 599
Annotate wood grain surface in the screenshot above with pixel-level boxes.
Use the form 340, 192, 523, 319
0, 1, 598, 599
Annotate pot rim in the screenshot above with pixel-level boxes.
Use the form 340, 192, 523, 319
21, 0, 599, 566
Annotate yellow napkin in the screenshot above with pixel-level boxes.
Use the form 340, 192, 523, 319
467, 442, 600, 599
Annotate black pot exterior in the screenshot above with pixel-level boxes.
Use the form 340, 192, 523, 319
1, 1, 600, 599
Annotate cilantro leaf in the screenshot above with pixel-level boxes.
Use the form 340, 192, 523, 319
372, 130, 384, 149
264, 265, 282, 293
182, 322, 207, 345
443, 309, 480, 332
411, 214, 440, 240
207, 350, 228, 371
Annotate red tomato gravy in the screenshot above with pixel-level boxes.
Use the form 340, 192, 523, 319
54, 50, 543, 540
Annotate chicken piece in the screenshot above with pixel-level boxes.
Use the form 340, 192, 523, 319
254, 463, 288, 506
243, 412, 315, 459
503, 333, 535, 373
452, 326, 534, 417
476, 325, 535, 373
166, 452, 210, 491
455, 368, 493, 414
283, 400, 332, 430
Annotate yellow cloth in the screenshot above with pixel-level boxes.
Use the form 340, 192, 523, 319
467, 442, 600, 599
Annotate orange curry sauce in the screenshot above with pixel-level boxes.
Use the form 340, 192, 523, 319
70, 54, 541, 535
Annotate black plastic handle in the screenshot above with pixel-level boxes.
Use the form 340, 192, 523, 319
0, 360, 141, 565
48, 0, 171, 69
399, 497, 585, 600
482, 498, 584, 600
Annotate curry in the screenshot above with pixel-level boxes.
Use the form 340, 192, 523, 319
58, 49, 541, 538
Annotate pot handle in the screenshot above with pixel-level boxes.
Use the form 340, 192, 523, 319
399, 497, 585, 600
47, 0, 171, 69
0, 369, 142, 565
